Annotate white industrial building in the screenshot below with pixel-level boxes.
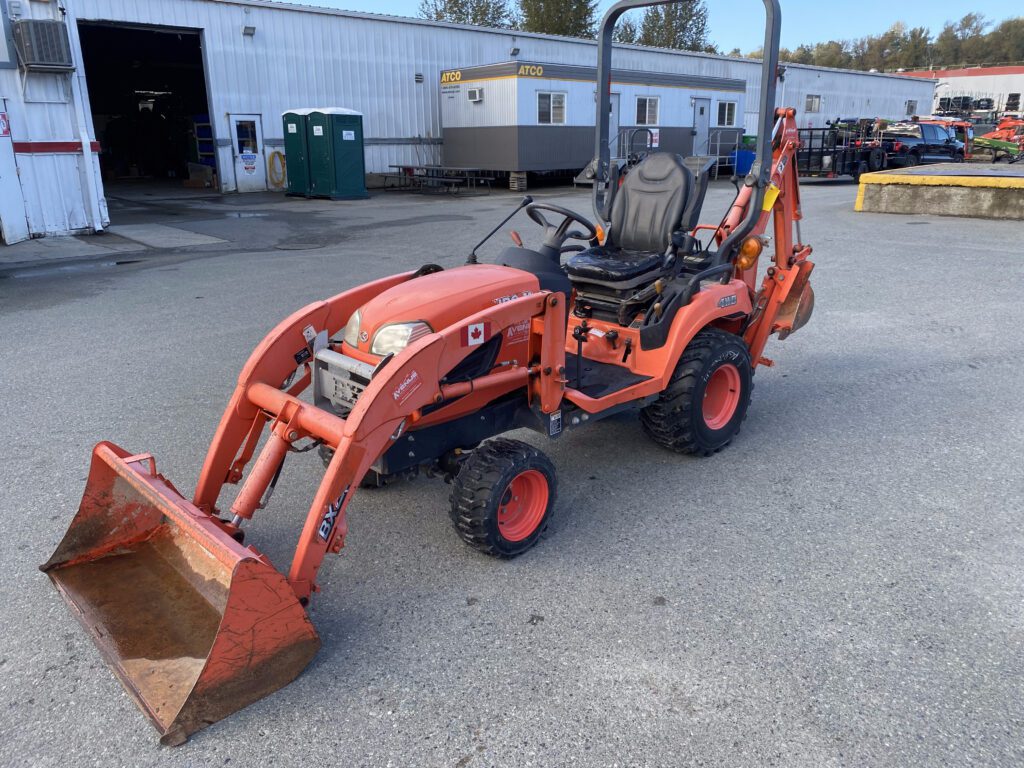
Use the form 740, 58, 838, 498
903, 66, 1024, 115
0, 0, 934, 244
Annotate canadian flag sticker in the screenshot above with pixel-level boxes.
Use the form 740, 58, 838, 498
461, 321, 490, 347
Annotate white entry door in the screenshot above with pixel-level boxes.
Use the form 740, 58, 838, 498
0, 105, 30, 244
230, 114, 267, 193
692, 98, 711, 155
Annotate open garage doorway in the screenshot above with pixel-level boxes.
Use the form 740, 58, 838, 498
78, 22, 218, 196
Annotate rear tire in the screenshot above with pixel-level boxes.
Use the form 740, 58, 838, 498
867, 147, 885, 172
904, 152, 920, 167
641, 328, 753, 456
449, 438, 556, 557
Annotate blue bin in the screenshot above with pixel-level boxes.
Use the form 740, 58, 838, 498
731, 149, 756, 176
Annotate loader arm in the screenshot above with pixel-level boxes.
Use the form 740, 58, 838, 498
42, 279, 565, 744
189, 288, 565, 602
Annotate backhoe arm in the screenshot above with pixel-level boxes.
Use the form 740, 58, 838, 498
703, 108, 815, 366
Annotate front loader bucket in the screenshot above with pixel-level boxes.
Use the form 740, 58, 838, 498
41, 442, 320, 745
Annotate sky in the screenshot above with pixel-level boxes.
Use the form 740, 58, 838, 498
281, 0, 1018, 54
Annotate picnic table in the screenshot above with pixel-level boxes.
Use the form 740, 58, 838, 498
385, 165, 495, 195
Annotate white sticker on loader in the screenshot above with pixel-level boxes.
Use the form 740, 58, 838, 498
549, 410, 562, 436
392, 370, 422, 405
319, 487, 350, 541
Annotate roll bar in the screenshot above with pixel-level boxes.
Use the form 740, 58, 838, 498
592, 0, 782, 267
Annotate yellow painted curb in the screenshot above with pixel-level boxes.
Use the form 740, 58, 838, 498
854, 181, 867, 211
858, 173, 1024, 190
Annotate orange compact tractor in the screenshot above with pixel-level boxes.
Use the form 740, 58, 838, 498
43, 0, 813, 745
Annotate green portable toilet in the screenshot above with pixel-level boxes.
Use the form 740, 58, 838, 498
307, 108, 369, 200
282, 109, 313, 197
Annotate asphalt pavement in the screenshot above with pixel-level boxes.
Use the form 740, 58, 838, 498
0, 180, 1021, 767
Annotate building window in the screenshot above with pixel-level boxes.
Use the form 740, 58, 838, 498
636, 96, 659, 125
805, 94, 821, 113
538, 92, 566, 125
905, 100, 918, 116
717, 101, 737, 126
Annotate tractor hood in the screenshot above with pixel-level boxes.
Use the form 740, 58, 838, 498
347, 264, 539, 357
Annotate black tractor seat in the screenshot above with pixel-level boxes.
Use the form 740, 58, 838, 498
566, 152, 712, 324
564, 247, 665, 287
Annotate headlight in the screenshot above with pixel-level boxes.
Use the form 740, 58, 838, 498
342, 309, 361, 347
370, 322, 432, 355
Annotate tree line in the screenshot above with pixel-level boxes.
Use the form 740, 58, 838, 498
738, 14, 1024, 72
418, 3, 1023, 72
417, 0, 716, 51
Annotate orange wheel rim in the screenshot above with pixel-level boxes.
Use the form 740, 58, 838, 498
702, 364, 741, 430
497, 470, 549, 542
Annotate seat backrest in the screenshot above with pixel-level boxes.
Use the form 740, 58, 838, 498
609, 153, 692, 253
680, 156, 715, 232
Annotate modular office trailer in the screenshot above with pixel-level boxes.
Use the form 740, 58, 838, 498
440, 61, 745, 173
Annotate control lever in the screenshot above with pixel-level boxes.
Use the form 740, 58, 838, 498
467, 195, 533, 264
571, 321, 589, 389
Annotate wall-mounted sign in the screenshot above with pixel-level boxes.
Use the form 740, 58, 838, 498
312, 125, 323, 136
241, 152, 257, 175
0, 112, 10, 138
342, 130, 355, 141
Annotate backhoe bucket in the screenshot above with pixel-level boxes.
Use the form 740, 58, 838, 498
41, 442, 320, 745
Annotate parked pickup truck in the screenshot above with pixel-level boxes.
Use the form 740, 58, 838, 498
873, 122, 966, 167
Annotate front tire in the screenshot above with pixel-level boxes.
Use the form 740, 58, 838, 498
449, 438, 556, 557
641, 328, 753, 455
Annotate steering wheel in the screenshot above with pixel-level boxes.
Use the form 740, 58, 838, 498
525, 202, 599, 254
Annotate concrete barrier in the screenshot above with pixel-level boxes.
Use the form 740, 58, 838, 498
855, 163, 1024, 220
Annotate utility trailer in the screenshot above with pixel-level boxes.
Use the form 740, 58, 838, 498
796, 127, 879, 180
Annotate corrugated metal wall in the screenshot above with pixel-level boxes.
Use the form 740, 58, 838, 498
782, 67, 935, 128
907, 71, 1024, 113
0, 0, 106, 242
441, 77, 518, 129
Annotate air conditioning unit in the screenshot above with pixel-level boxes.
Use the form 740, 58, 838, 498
467, 88, 483, 103
12, 20, 75, 72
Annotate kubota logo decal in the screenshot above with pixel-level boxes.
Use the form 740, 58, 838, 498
493, 290, 532, 305
392, 370, 422, 404
318, 486, 350, 541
